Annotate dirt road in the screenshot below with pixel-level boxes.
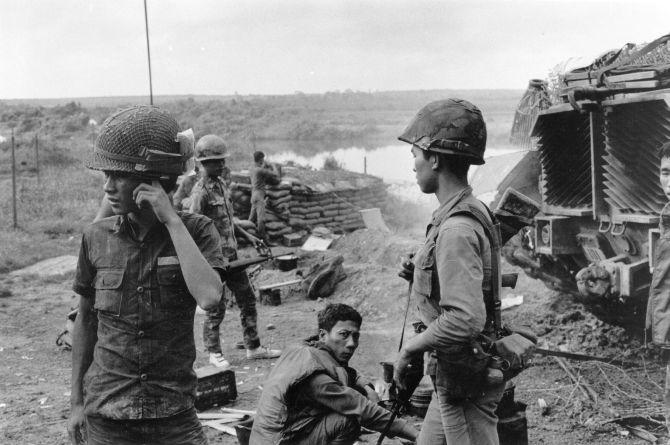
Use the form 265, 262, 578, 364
0, 229, 664, 444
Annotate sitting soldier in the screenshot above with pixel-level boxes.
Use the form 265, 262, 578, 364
250, 303, 418, 445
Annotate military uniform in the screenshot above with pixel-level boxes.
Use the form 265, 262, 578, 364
647, 203, 670, 434
70, 105, 222, 445
190, 175, 261, 351
249, 162, 280, 240
411, 186, 505, 445
396, 99, 504, 445
251, 340, 413, 445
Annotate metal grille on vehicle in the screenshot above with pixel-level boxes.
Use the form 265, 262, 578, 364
602, 100, 670, 216
534, 110, 592, 211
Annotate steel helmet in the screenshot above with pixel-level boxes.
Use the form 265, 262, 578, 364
398, 98, 487, 165
195, 135, 230, 161
87, 105, 192, 178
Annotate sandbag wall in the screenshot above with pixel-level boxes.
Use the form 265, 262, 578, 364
229, 174, 387, 242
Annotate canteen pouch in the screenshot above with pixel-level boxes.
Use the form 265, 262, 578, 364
489, 325, 537, 381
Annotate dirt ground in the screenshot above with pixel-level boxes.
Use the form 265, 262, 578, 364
0, 228, 667, 445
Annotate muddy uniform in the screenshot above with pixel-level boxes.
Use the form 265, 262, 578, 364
189, 175, 261, 351
251, 340, 413, 444
73, 212, 224, 442
249, 163, 280, 240
412, 186, 505, 445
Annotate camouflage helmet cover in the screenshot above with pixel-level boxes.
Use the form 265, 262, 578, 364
87, 105, 190, 178
398, 98, 487, 165
195, 134, 230, 161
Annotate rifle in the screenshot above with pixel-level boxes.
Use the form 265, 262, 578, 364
220, 255, 273, 276
376, 282, 423, 444
219, 243, 294, 277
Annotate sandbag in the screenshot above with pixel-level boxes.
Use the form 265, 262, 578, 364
267, 227, 292, 237
266, 221, 288, 231
301, 255, 347, 300
289, 207, 309, 216
289, 218, 308, 229
269, 194, 292, 206
233, 218, 255, 230
267, 189, 291, 199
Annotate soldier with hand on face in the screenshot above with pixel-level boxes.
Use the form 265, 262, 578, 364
68, 106, 225, 445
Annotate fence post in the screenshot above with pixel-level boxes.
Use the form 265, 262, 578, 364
364, 155, 367, 174
35, 133, 39, 185
11, 128, 17, 229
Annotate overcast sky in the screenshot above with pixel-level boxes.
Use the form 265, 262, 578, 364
2, 0, 669, 99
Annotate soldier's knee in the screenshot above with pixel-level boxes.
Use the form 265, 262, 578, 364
326, 413, 360, 443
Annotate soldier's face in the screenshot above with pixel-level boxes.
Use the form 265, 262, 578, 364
202, 160, 226, 178
412, 146, 438, 194
103, 171, 144, 215
661, 157, 670, 200
319, 320, 360, 365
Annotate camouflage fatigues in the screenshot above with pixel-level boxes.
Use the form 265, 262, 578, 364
190, 176, 261, 351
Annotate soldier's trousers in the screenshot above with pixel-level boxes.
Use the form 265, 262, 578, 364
249, 192, 267, 240
203, 268, 260, 352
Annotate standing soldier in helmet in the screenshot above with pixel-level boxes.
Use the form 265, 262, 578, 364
68, 105, 225, 445
189, 135, 281, 369
393, 99, 506, 444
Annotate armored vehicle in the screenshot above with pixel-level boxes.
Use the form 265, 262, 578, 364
494, 34, 670, 321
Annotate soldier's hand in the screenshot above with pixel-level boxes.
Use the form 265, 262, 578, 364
67, 404, 87, 445
398, 252, 415, 282
248, 235, 265, 251
364, 385, 380, 404
133, 181, 179, 224
393, 349, 413, 392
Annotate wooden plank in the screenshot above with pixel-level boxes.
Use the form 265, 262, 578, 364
606, 70, 658, 82
202, 420, 237, 436
220, 407, 257, 416
258, 279, 303, 291
197, 412, 246, 421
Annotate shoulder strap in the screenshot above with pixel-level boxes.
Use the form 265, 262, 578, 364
444, 202, 504, 335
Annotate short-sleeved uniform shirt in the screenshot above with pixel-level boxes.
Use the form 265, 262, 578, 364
73, 212, 225, 419
189, 176, 237, 258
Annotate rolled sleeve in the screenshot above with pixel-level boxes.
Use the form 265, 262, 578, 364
423, 221, 486, 349
191, 216, 226, 271
302, 373, 409, 436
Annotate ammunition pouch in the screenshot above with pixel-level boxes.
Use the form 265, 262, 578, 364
437, 325, 537, 404
437, 339, 492, 404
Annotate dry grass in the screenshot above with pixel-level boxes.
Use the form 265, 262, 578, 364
0, 165, 102, 273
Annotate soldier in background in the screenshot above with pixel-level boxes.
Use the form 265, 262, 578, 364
172, 164, 199, 211
249, 150, 281, 241
394, 99, 505, 445
189, 135, 281, 369
646, 141, 670, 438
68, 106, 224, 445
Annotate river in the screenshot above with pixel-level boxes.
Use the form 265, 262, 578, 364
258, 142, 528, 209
